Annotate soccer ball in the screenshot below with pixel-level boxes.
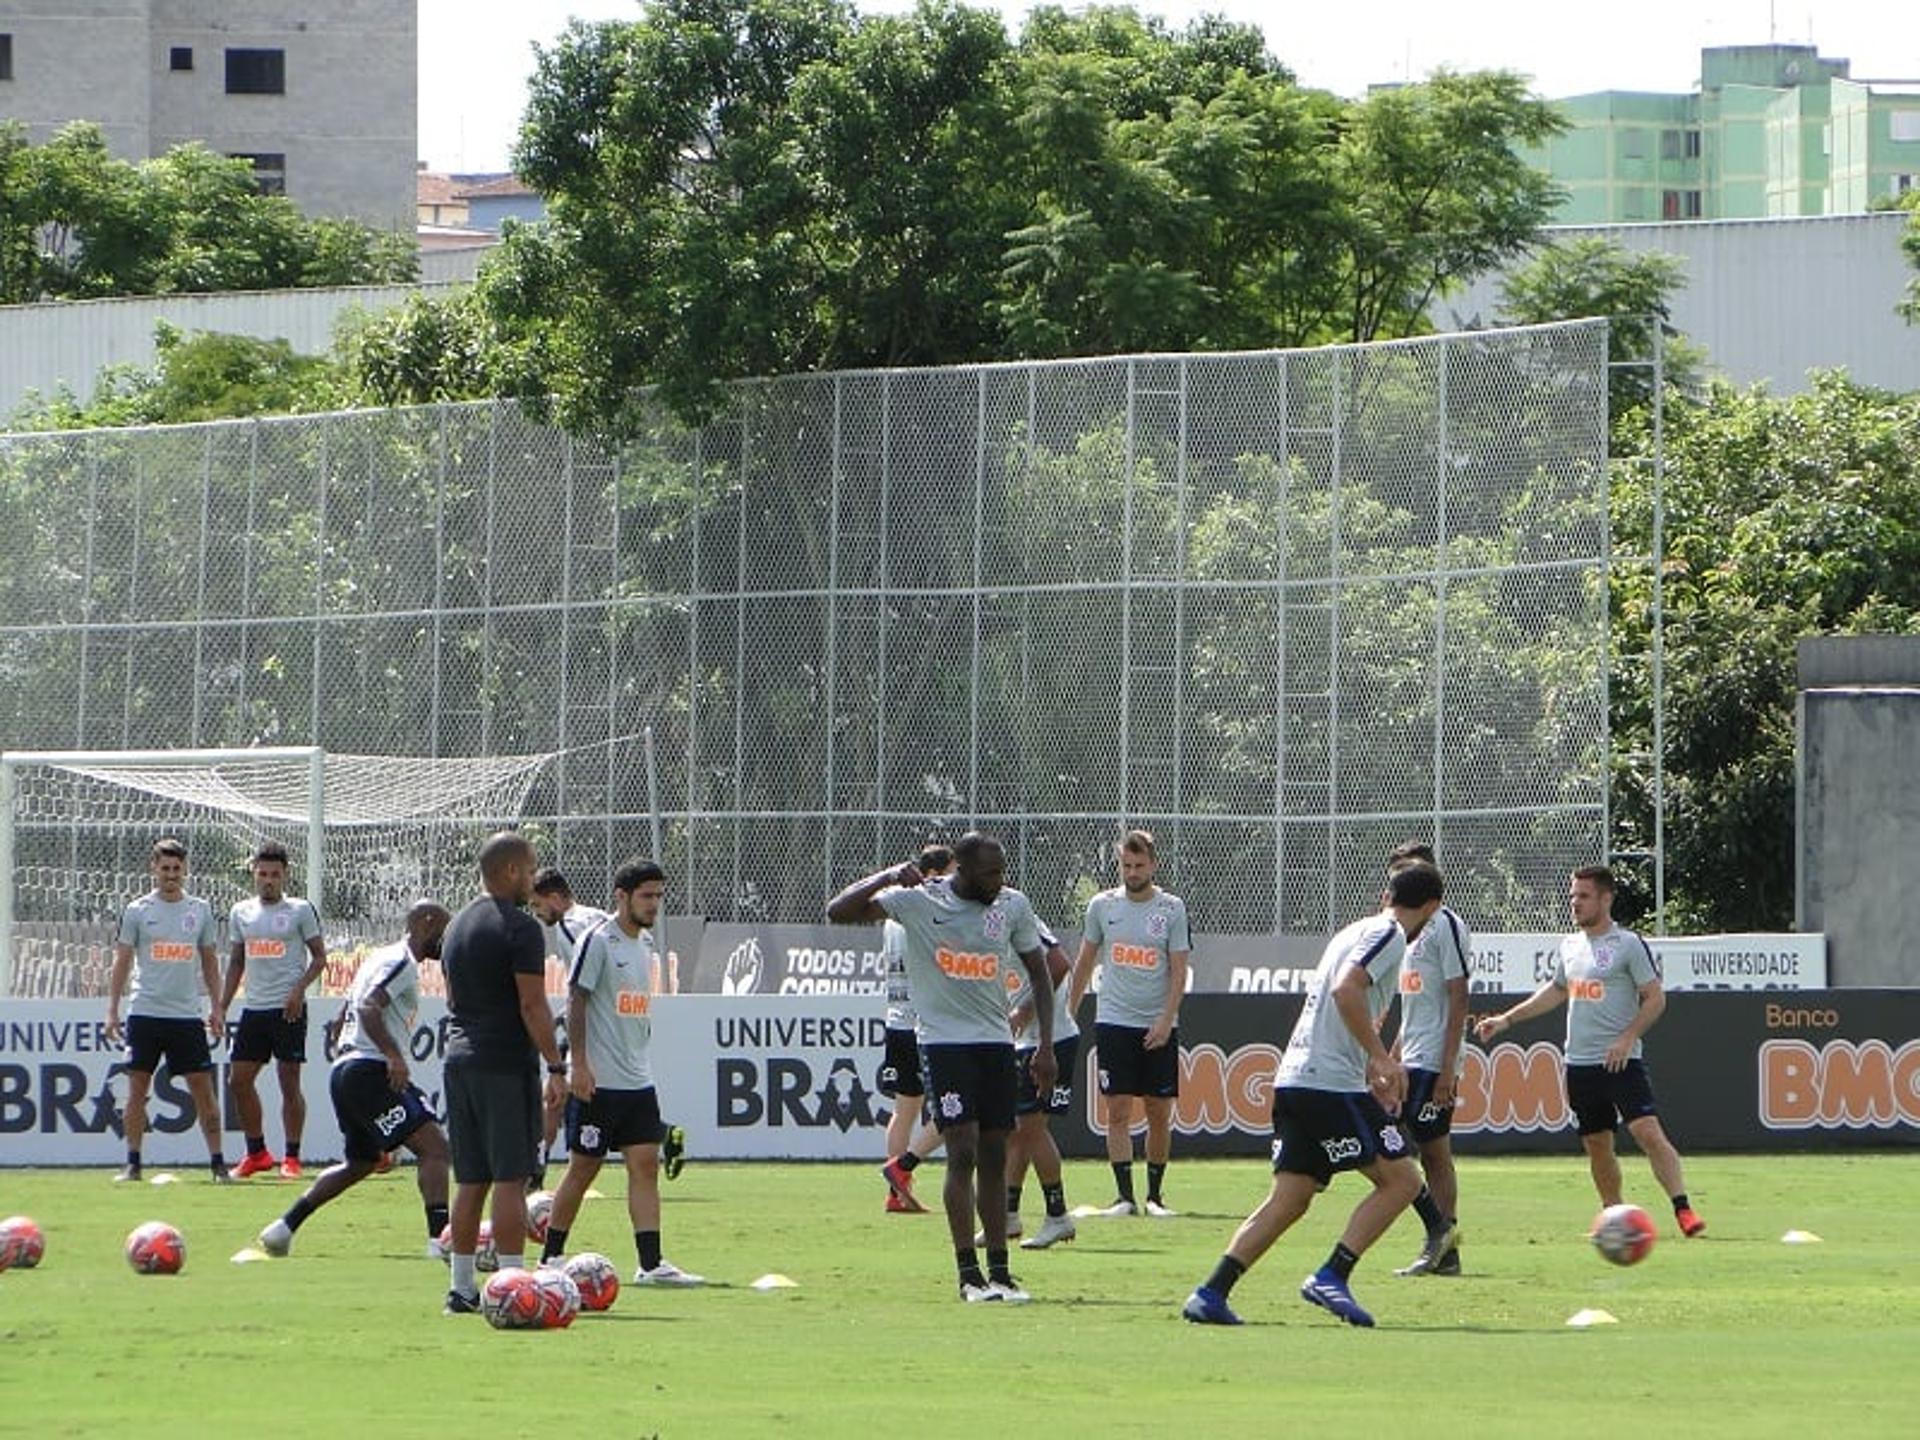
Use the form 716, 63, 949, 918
479, 1269, 544, 1330
564, 1252, 620, 1313
475, 1219, 499, 1272
126, 1220, 186, 1275
532, 1266, 582, 1329
527, 1190, 554, 1244
1590, 1203, 1658, 1266
0, 1216, 44, 1271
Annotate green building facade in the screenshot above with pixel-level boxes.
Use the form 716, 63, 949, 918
1522, 45, 1920, 222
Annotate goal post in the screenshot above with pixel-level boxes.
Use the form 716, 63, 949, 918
0, 746, 551, 998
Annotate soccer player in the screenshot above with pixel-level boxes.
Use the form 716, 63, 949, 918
538, 859, 702, 1286
1475, 865, 1706, 1238
876, 844, 955, 1215
257, 900, 454, 1257
1182, 862, 1444, 1328
219, 841, 327, 1179
439, 832, 568, 1315
105, 837, 230, 1184
829, 832, 1056, 1303
528, 868, 610, 1185
1066, 830, 1190, 1217
1383, 843, 1472, 1277
1004, 920, 1079, 1250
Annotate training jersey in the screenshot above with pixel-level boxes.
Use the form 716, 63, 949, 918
882, 919, 916, 1032
541, 904, 611, 969
1555, 923, 1660, 1065
443, 895, 547, 1072
876, 878, 1041, 1047
227, 895, 323, 1008
568, 919, 658, 1090
1397, 904, 1471, 1073
1082, 887, 1190, 1028
1275, 913, 1406, 1094
334, 940, 421, 1067
118, 891, 218, 1019
1005, 921, 1079, 1048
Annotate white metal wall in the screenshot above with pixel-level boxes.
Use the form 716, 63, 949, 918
1444, 212, 1920, 394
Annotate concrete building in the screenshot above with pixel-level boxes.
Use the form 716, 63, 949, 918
456, 174, 545, 231
1523, 44, 1920, 223
0, 0, 416, 232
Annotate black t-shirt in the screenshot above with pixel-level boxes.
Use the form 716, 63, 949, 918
443, 895, 547, 1072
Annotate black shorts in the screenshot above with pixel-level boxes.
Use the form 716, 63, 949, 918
444, 1059, 542, 1184
920, 1042, 1018, 1134
1016, 1034, 1080, 1117
1565, 1060, 1660, 1136
231, 1006, 308, 1065
1402, 1066, 1455, 1144
1095, 1023, 1180, 1099
125, 1015, 213, 1077
564, 1087, 666, 1157
1270, 1085, 1410, 1185
331, 1059, 437, 1162
877, 1028, 925, 1099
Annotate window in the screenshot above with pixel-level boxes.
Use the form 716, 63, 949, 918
1661, 128, 1683, 160
0, 34, 13, 82
224, 48, 284, 95
1686, 129, 1702, 159
1662, 189, 1681, 220
1621, 128, 1647, 159
1893, 112, 1920, 143
230, 152, 286, 197
170, 46, 192, 72
1895, 175, 1917, 197
1684, 190, 1703, 218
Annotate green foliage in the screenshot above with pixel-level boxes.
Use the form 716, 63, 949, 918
0, 121, 415, 303
1896, 190, 1920, 325
1610, 374, 1920, 931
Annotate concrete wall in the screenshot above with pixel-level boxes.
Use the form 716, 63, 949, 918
1796, 636, 1920, 985
0, 0, 152, 156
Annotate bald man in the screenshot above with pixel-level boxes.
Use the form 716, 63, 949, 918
257, 899, 454, 1257
439, 833, 568, 1314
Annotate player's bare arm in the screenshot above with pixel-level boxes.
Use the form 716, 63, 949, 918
1436, 973, 1470, 1105
516, 970, 568, 1108
1332, 962, 1404, 1111
1019, 945, 1058, 1094
1066, 938, 1098, 1016
1475, 978, 1568, 1041
566, 983, 595, 1100
1146, 947, 1187, 1049
105, 943, 133, 1046
286, 933, 327, 1022
1604, 979, 1667, 1072
826, 861, 924, 925
217, 939, 246, 1016
199, 943, 224, 1043
357, 984, 410, 1089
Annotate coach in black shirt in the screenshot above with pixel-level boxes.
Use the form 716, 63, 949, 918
440, 831, 566, 1314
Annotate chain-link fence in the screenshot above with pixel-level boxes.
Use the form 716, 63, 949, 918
0, 321, 1611, 941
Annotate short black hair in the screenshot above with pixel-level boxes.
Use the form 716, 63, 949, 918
1388, 841, 1436, 872
1386, 860, 1443, 908
953, 831, 1004, 867
477, 830, 533, 880
613, 858, 666, 894
531, 866, 572, 897
151, 837, 187, 861
251, 840, 290, 868
915, 844, 954, 874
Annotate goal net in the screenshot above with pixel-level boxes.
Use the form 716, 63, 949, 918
0, 747, 553, 998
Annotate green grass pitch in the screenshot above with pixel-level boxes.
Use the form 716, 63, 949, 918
1, 1153, 1917, 1437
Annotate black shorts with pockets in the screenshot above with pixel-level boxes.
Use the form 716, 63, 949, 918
231, 1006, 308, 1065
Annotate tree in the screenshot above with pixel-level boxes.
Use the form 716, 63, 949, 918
1893, 189, 1920, 325
0, 121, 415, 304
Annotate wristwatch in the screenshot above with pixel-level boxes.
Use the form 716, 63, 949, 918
546, 1063, 566, 1076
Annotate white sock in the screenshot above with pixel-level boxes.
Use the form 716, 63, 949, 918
497, 1253, 524, 1270
451, 1253, 477, 1296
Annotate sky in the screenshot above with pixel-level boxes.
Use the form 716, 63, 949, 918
419, 0, 1920, 174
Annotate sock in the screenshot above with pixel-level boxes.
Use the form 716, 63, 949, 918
497, 1252, 524, 1271
1412, 1186, 1447, 1233
1203, 1254, 1247, 1298
426, 1204, 450, 1239
1324, 1241, 1360, 1281
986, 1246, 1011, 1284
285, 1140, 301, 1160
451, 1253, 478, 1297
1007, 1184, 1023, 1215
284, 1196, 318, 1234
1042, 1182, 1066, 1218
897, 1152, 921, 1173
1671, 1193, 1691, 1214
1147, 1161, 1167, 1203
955, 1247, 984, 1287
542, 1226, 569, 1262
208, 1152, 227, 1174
126, 1149, 142, 1170
637, 1230, 662, 1272
1112, 1161, 1135, 1202
246, 1134, 268, 1157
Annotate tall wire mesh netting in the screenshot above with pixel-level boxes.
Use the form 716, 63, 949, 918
0, 321, 1611, 991
2, 752, 551, 996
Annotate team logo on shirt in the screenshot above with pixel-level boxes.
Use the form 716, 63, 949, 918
982, 907, 1006, 941
180, 913, 199, 935
1592, 945, 1617, 973
272, 911, 292, 933
1147, 909, 1170, 939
